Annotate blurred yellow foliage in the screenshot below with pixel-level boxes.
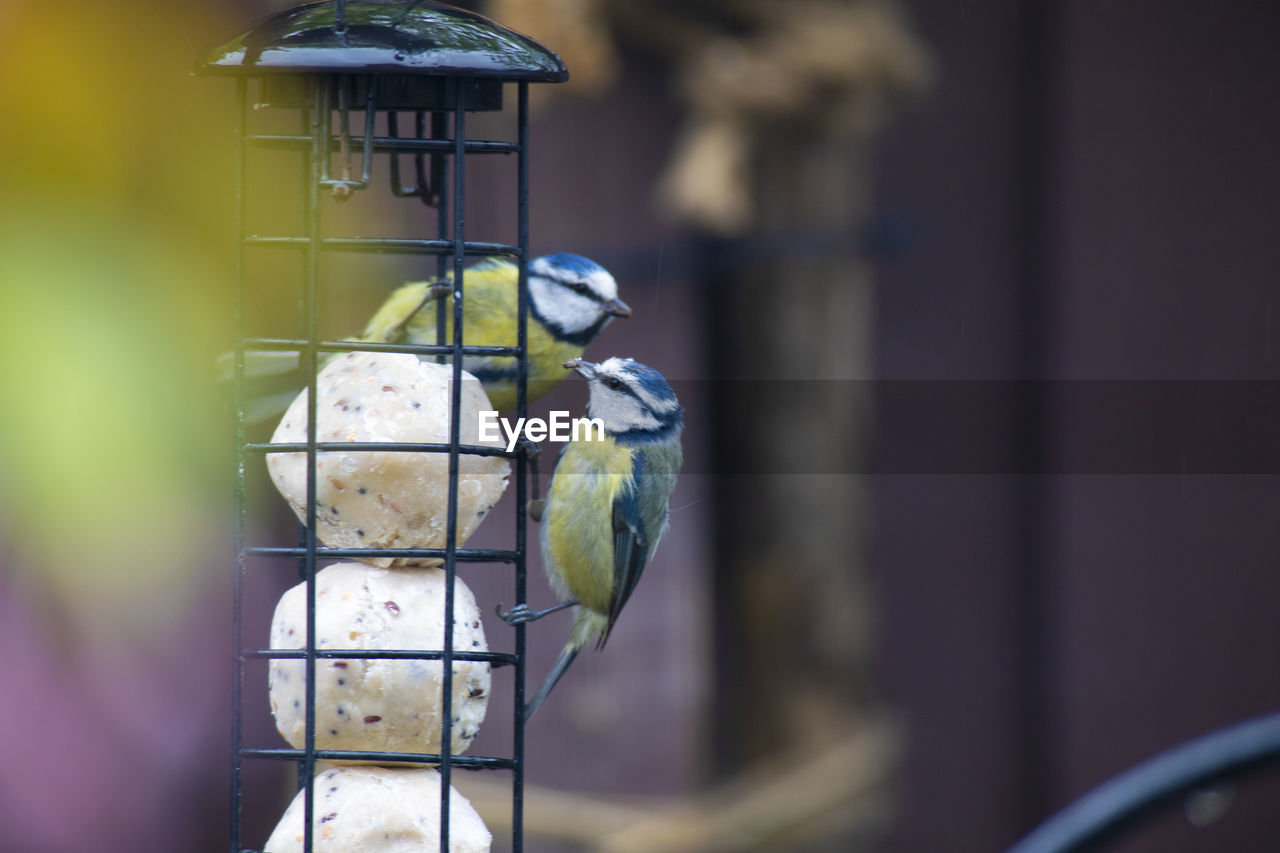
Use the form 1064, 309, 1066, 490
0, 1, 251, 640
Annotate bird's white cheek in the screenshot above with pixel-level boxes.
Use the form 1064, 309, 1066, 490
588, 390, 660, 433
532, 280, 603, 335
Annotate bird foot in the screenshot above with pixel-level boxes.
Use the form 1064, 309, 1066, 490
379, 282, 454, 344
495, 599, 577, 626
496, 603, 535, 625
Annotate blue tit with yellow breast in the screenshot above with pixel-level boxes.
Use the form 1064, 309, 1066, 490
227, 254, 630, 421
504, 357, 684, 722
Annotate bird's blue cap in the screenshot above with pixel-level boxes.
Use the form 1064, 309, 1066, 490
626, 361, 678, 402
537, 253, 605, 277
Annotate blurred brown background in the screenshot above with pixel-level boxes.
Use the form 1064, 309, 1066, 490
1, 1, 1279, 851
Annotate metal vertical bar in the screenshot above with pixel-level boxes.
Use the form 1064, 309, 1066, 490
433, 110, 450, 350
388, 109, 431, 200
301, 74, 328, 853
416, 111, 431, 202
358, 80, 377, 188
1014, 0, 1060, 836
512, 79, 530, 853
230, 74, 248, 853
440, 75, 468, 853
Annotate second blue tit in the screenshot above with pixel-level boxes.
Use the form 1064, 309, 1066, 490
515, 357, 684, 722
362, 254, 630, 412
230, 254, 629, 421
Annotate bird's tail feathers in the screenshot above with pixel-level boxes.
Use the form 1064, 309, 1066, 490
524, 644, 580, 723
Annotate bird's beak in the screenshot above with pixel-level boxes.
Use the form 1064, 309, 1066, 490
563, 358, 597, 377
604, 298, 631, 318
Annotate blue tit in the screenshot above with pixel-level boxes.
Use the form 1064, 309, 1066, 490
504, 357, 684, 722
225, 254, 630, 421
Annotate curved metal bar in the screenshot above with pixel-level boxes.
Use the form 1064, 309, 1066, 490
1008, 713, 1280, 853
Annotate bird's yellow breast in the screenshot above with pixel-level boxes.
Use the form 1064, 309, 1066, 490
480, 320, 582, 411
541, 435, 635, 616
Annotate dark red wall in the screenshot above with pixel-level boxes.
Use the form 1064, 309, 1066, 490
873, 1, 1280, 850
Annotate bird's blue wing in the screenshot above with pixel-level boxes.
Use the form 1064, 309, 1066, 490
601, 450, 649, 650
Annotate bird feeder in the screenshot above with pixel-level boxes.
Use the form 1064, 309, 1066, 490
199, 2, 566, 850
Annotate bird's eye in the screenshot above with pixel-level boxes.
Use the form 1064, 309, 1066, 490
569, 282, 591, 294
603, 376, 624, 390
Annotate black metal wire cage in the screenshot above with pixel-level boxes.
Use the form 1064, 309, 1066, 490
200, 2, 566, 850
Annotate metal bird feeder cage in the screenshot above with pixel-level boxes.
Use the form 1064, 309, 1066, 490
200, 2, 566, 850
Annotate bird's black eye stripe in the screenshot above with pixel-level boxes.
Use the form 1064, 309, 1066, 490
562, 279, 602, 300
598, 374, 654, 407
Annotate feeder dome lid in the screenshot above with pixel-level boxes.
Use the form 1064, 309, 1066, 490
199, 0, 567, 81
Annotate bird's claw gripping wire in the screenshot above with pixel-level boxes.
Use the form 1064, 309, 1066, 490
383, 282, 453, 343
495, 599, 578, 626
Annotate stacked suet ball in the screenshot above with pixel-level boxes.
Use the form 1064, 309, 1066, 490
267, 352, 509, 566
269, 562, 490, 761
263, 353, 508, 851
264, 765, 491, 852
